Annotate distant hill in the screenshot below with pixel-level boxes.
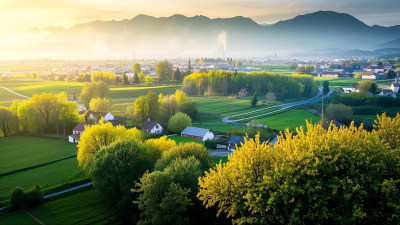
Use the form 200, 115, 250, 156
379, 37, 400, 48
30, 11, 400, 59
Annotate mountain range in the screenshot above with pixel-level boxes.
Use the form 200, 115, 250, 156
30, 11, 400, 59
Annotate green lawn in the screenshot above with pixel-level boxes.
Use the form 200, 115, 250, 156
0, 136, 77, 174
195, 124, 244, 133
0, 189, 117, 225
167, 135, 204, 145
212, 156, 228, 165
0, 87, 27, 106
256, 110, 320, 131
0, 157, 88, 204
315, 77, 394, 88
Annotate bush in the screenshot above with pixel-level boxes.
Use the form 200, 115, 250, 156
168, 113, 192, 133
204, 139, 226, 149
10, 186, 43, 209
326, 103, 353, 122
352, 106, 384, 115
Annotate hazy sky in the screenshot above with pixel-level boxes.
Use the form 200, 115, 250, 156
1, 0, 399, 41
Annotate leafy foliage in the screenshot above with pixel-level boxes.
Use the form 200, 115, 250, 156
326, 103, 353, 121
198, 121, 400, 225
168, 112, 192, 133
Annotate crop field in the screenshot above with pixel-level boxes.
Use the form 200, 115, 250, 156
253, 64, 292, 75
0, 136, 87, 205
0, 136, 77, 174
255, 109, 320, 131
0, 189, 117, 225
315, 77, 394, 88
0, 80, 181, 107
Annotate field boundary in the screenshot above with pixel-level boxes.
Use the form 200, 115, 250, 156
0, 155, 76, 177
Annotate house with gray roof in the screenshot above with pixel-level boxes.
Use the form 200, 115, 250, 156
181, 126, 214, 141
68, 123, 92, 143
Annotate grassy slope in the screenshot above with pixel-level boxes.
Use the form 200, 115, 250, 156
315, 77, 394, 88
0, 157, 88, 204
0, 136, 77, 174
0, 189, 117, 225
256, 110, 320, 131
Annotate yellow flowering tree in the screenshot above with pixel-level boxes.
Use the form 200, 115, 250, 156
198, 122, 400, 224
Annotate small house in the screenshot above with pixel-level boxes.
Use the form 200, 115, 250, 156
227, 136, 266, 151
391, 82, 399, 93
68, 123, 91, 143
181, 126, 214, 141
141, 119, 163, 134
238, 88, 248, 98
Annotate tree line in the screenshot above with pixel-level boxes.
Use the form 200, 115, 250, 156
182, 70, 318, 97
0, 93, 79, 137
130, 90, 197, 125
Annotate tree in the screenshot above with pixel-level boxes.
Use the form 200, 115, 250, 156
289, 62, 297, 71
159, 95, 179, 122
358, 80, 378, 93
89, 139, 153, 209
122, 73, 129, 85
187, 58, 192, 76
265, 92, 276, 104
198, 123, 400, 224
31, 92, 57, 133
156, 60, 172, 81
134, 169, 193, 225
145, 76, 153, 85
89, 98, 111, 114
246, 119, 275, 140
323, 80, 330, 94
0, 107, 17, 137
181, 101, 198, 119
133, 63, 141, 74
250, 92, 258, 107
295, 65, 315, 74
198, 58, 205, 65
77, 121, 142, 168
138, 72, 145, 81
326, 103, 353, 121
385, 70, 397, 79
354, 72, 362, 79
80, 81, 109, 109
155, 142, 213, 172
373, 113, 400, 150
134, 96, 149, 124
133, 72, 140, 84
175, 89, 187, 107
146, 91, 159, 121
174, 68, 181, 81
168, 112, 191, 133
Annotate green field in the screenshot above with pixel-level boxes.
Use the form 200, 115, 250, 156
0, 87, 27, 106
0, 136, 77, 174
253, 64, 292, 75
0, 136, 87, 205
315, 77, 394, 88
0, 157, 88, 204
255, 110, 320, 131
167, 135, 204, 145
0, 189, 117, 225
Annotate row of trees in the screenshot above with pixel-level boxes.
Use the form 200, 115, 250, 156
0, 93, 79, 137
131, 90, 197, 124
90, 71, 117, 85
183, 71, 318, 97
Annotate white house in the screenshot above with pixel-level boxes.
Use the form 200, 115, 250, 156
181, 126, 214, 142
391, 82, 399, 93
362, 74, 377, 80
68, 123, 91, 143
141, 119, 163, 134
103, 112, 114, 122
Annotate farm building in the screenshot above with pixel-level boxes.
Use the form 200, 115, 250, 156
68, 123, 91, 143
227, 135, 266, 151
181, 126, 214, 141
141, 119, 163, 134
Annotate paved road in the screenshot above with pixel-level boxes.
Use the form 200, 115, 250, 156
223, 88, 333, 123
209, 150, 231, 157
0, 85, 31, 99
0, 182, 93, 211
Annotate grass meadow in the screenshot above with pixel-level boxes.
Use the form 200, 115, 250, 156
315, 77, 394, 88
0, 189, 117, 225
0, 136, 87, 205
255, 109, 320, 131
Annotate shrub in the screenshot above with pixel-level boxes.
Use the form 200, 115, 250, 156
10, 186, 43, 209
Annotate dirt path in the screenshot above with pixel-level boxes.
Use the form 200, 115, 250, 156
0, 85, 31, 99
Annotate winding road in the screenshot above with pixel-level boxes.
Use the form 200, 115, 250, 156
222, 88, 333, 123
